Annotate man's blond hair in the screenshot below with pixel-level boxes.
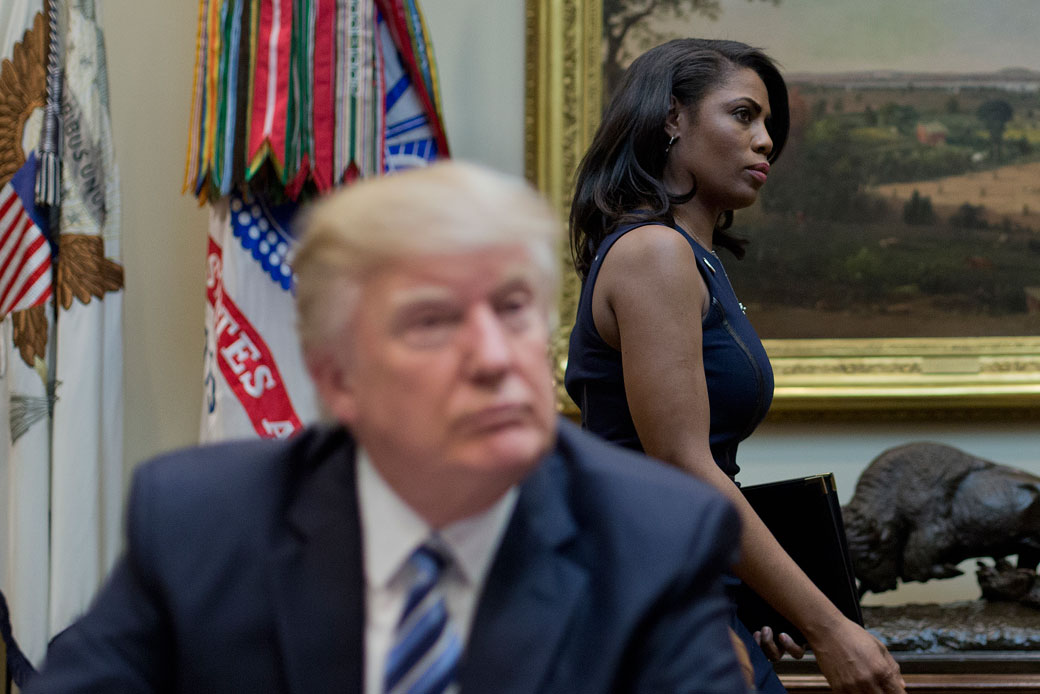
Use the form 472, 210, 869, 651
293, 161, 561, 356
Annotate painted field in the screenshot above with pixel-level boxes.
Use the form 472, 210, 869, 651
873, 161, 1040, 226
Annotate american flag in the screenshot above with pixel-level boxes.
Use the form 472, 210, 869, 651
0, 156, 52, 317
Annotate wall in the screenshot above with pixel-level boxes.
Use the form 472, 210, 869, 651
422, 0, 526, 175
102, 4, 209, 469
104, 1, 1036, 605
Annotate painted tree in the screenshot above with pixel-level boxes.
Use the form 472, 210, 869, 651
603, 0, 779, 94
976, 99, 1013, 162
903, 190, 936, 226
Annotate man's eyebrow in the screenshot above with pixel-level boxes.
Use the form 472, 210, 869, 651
388, 287, 456, 313
493, 276, 535, 294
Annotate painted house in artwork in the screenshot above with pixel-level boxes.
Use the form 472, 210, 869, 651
916, 121, 949, 146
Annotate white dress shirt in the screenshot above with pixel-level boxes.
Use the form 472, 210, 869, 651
357, 449, 518, 694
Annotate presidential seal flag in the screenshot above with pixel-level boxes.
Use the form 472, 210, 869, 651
47, 0, 124, 648
1, 2, 57, 667
0, 0, 123, 665
188, 0, 449, 442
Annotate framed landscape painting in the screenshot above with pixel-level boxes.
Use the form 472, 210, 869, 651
525, 0, 1040, 415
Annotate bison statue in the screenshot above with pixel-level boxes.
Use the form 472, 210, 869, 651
842, 442, 1040, 598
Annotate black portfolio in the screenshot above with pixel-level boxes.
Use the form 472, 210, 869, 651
735, 473, 863, 648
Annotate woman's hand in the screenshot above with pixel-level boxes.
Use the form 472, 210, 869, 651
810, 618, 905, 694
752, 626, 805, 662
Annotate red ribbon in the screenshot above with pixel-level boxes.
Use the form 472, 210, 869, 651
206, 238, 303, 439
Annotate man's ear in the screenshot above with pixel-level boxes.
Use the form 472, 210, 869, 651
305, 349, 359, 426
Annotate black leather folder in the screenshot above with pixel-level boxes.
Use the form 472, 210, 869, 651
735, 473, 863, 648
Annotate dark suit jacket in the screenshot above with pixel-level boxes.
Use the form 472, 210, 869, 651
26, 418, 745, 694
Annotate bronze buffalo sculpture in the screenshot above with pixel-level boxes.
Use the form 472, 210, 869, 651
842, 442, 1040, 605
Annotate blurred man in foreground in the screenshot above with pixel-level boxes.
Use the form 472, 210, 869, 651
27, 162, 747, 694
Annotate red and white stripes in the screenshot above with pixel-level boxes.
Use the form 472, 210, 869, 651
0, 182, 52, 316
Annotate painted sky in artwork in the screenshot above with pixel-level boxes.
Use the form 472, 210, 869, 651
666, 0, 1040, 73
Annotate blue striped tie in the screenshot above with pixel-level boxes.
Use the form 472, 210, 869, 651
384, 543, 462, 694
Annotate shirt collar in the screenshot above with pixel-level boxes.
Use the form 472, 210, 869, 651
357, 448, 518, 590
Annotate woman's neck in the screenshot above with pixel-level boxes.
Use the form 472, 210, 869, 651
670, 201, 721, 252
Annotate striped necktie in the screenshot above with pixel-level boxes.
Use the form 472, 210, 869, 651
384, 543, 463, 694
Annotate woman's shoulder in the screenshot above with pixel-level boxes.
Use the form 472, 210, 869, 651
604, 223, 700, 282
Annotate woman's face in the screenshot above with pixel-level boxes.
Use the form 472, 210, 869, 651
663, 67, 774, 217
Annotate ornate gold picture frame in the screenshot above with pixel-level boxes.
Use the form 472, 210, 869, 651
524, 0, 1040, 417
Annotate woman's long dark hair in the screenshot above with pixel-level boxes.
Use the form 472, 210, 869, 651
570, 38, 790, 279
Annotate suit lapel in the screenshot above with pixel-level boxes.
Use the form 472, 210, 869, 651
266, 428, 365, 694
461, 447, 588, 694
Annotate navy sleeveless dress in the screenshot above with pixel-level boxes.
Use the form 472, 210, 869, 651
565, 221, 784, 693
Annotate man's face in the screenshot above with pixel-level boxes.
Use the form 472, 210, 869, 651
320, 245, 557, 502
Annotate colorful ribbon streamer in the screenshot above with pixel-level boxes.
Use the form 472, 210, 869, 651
184, 0, 448, 202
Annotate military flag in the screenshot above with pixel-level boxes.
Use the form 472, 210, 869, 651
188, 0, 449, 441
185, 0, 449, 202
